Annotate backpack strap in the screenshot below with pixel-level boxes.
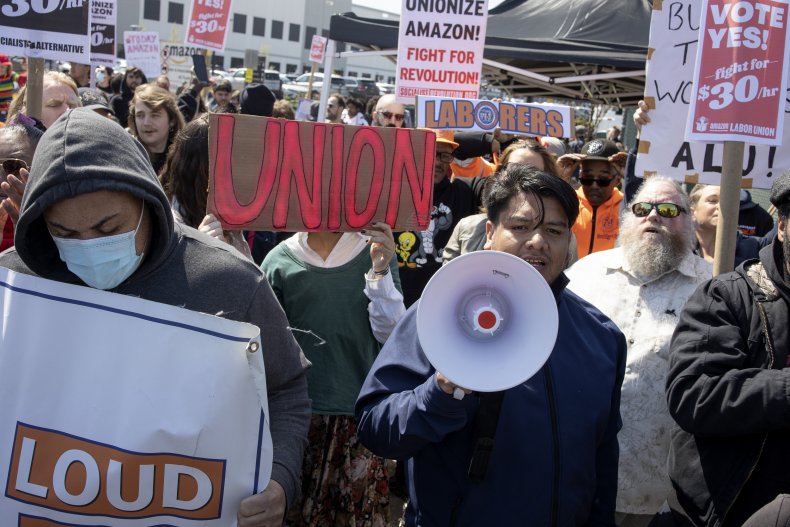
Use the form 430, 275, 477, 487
467, 391, 505, 483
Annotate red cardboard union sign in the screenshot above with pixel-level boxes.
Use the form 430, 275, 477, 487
208, 114, 436, 231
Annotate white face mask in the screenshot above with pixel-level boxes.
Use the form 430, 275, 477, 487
51, 202, 146, 290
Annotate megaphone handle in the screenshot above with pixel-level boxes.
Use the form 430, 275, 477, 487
436, 372, 472, 399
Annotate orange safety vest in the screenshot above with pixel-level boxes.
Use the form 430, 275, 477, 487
450, 156, 496, 178
572, 186, 623, 259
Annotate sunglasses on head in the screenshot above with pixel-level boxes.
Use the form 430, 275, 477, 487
631, 202, 685, 218
380, 111, 405, 122
579, 177, 615, 187
1, 158, 29, 177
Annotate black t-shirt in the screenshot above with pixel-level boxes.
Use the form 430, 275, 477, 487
395, 177, 474, 307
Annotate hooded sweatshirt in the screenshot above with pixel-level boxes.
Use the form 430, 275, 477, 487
110, 71, 146, 128
0, 108, 311, 506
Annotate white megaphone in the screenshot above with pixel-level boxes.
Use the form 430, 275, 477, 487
416, 251, 558, 392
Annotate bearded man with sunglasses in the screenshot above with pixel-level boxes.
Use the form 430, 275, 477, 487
566, 176, 711, 527
558, 139, 628, 259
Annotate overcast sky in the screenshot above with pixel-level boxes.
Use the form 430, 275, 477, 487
353, 0, 506, 15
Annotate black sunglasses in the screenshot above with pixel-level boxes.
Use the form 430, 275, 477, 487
579, 177, 615, 187
632, 202, 685, 218
1, 158, 29, 176
380, 111, 405, 122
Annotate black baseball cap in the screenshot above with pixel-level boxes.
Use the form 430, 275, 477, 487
580, 139, 620, 161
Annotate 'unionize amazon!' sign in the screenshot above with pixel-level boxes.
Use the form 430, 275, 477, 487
395, 0, 489, 104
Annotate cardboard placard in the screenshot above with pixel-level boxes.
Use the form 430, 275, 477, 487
185, 0, 233, 52
686, 0, 790, 145
123, 31, 161, 81
207, 114, 436, 231
0, 0, 90, 63
0, 268, 270, 526
160, 41, 206, 93
395, 0, 488, 104
90, 0, 116, 67
416, 96, 574, 137
637, 0, 790, 188
309, 35, 327, 63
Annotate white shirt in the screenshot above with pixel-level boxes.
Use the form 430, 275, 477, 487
566, 248, 712, 515
341, 110, 369, 126
285, 232, 405, 343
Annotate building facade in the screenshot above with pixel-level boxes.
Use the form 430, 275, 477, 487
119, 0, 396, 82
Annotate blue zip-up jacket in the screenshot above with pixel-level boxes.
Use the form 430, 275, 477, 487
355, 275, 626, 526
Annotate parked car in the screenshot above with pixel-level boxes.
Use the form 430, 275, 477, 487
225, 68, 283, 96
352, 78, 380, 102
291, 73, 353, 97
376, 82, 395, 95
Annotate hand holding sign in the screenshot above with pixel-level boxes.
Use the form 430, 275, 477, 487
237, 480, 286, 527
633, 100, 651, 134
363, 222, 397, 274
198, 213, 224, 240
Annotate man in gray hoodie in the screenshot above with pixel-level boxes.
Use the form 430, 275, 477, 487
0, 108, 310, 526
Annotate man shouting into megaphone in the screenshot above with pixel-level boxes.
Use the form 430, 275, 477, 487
355, 164, 627, 526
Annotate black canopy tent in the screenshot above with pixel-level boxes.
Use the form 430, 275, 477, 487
329, 0, 652, 106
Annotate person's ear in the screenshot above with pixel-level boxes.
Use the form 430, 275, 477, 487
484, 220, 494, 250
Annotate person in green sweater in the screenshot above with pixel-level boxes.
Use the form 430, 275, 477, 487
261, 222, 404, 526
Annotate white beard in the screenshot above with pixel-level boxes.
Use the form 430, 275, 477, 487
619, 214, 694, 280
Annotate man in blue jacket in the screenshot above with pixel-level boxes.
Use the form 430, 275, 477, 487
356, 165, 627, 526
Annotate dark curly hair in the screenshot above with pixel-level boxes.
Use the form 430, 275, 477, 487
159, 114, 209, 228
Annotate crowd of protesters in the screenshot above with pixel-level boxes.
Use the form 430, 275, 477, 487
1, 56, 789, 527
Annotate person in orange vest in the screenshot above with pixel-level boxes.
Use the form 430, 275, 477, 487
558, 139, 627, 259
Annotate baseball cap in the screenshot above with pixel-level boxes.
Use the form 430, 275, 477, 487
0, 54, 12, 67
432, 129, 459, 150
78, 88, 114, 115
580, 139, 620, 161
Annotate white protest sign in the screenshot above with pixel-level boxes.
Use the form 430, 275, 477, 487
637, 0, 790, 189
90, 0, 116, 67
395, 0, 488, 104
295, 97, 313, 121
309, 35, 327, 63
0, 0, 91, 64
0, 267, 271, 526
416, 96, 574, 137
161, 41, 207, 93
123, 31, 161, 81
